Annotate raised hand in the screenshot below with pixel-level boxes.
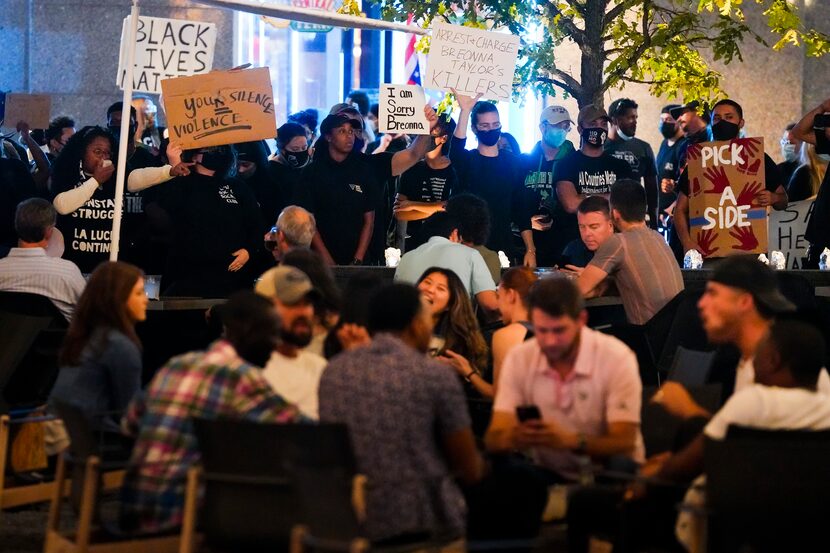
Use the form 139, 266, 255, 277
736, 181, 763, 207
93, 159, 115, 184
423, 104, 439, 131
450, 88, 482, 112
696, 228, 720, 258
703, 166, 730, 194
730, 226, 759, 251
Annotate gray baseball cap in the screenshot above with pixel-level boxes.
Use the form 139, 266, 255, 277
255, 266, 317, 305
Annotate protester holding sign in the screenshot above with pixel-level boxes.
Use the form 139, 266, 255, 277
674, 99, 788, 258
450, 92, 534, 266
296, 105, 439, 265
51, 126, 118, 273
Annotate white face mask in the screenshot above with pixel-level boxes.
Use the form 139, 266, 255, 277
617, 128, 634, 141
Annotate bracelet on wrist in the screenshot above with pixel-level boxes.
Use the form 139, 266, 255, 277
464, 370, 477, 382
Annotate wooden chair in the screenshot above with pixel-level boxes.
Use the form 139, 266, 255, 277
44, 401, 178, 553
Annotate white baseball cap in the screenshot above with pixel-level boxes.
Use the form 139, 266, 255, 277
540, 105, 573, 126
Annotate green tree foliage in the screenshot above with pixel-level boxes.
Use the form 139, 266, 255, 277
375, 0, 830, 107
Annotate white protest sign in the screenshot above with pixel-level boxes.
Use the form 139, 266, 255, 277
769, 198, 815, 269
379, 84, 430, 135
424, 22, 519, 101
117, 16, 216, 95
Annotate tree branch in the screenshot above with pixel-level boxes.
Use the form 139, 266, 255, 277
535, 76, 581, 98
545, 3, 587, 48
601, 1, 652, 90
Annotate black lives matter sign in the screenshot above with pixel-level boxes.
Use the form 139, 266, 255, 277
117, 16, 216, 95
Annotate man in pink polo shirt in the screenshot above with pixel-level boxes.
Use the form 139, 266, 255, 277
485, 277, 644, 479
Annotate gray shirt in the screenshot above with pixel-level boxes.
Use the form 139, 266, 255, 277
319, 334, 471, 541
394, 236, 496, 295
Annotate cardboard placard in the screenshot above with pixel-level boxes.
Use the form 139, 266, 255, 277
117, 16, 216, 95
161, 67, 277, 149
379, 84, 430, 135
769, 198, 814, 269
3, 94, 51, 129
424, 22, 519, 101
687, 137, 768, 258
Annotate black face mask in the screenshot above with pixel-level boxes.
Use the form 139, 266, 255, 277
285, 149, 310, 168
581, 127, 607, 147
711, 120, 741, 141
476, 128, 502, 147
199, 150, 231, 173
659, 122, 677, 139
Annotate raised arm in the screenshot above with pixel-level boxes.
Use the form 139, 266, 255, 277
390, 105, 439, 176
791, 97, 830, 145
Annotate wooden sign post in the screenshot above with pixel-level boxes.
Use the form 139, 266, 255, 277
687, 137, 768, 258
161, 67, 277, 149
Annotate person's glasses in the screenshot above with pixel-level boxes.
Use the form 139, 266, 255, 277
264, 226, 278, 251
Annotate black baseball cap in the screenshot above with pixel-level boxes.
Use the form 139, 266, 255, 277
709, 256, 795, 315
319, 113, 361, 136
669, 100, 700, 121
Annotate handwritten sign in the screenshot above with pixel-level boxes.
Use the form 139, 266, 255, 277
379, 84, 429, 135
769, 198, 814, 269
161, 67, 277, 149
424, 22, 519, 101
2, 94, 51, 129
117, 16, 216, 95
687, 138, 768, 258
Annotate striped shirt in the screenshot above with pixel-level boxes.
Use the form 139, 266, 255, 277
120, 340, 301, 533
589, 226, 684, 325
0, 247, 86, 321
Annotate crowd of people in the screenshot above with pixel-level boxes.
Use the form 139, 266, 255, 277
1, 91, 830, 551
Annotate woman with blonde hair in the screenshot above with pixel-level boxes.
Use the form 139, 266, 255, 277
787, 142, 829, 201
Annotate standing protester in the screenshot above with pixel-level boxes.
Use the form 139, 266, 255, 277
778, 122, 802, 186
394, 116, 458, 251
790, 96, 830, 267
346, 90, 377, 145
654, 105, 687, 249
674, 99, 788, 258
522, 105, 576, 267
259, 123, 311, 227
787, 143, 828, 202
51, 126, 118, 273
605, 98, 659, 228
552, 105, 633, 263
1, 148, 38, 257
132, 96, 166, 158
450, 91, 535, 266
296, 107, 438, 265
44, 116, 76, 164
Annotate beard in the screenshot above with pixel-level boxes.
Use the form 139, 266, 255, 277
281, 318, 313, 347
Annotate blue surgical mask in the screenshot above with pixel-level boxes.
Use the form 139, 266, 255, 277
543, 127, 568, 149
781, 142, 798, 163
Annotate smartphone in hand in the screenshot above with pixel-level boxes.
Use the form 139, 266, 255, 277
516, 405, 542, 423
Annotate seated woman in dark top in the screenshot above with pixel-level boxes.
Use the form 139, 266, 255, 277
417, 267, 491, 399
786, 143, 828, 202
491, 267, 538, 387
50, 261, 147, 433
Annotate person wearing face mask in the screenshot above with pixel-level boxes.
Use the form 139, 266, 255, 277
394, 116, 459, 251
296, 108, 438, 266
654, 105, 687, 232
257, 123, 312, 233
128, 143, 264, 296
674, 99, 788, 258
450, 90, 536, 267
552, 105, 633, 263
790, 96, 830, 267
521, 105, 576, 267
778, 123, 803, 186
604, 98, 659, 229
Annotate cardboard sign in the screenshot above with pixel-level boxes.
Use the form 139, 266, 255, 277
687, 137, 768, 258
769, 198, 814, 269
161, 67, 277, 149
2, 94, 51, 129
379, 84, 430, 135
117, 16, 216, 95
424, 22, 519, 101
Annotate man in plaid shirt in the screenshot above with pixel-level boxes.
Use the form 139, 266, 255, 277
120, 291, 302, 533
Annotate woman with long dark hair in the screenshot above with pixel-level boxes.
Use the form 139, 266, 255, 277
51, 126, 118, 273
416, 267, 491, 398
50, 261, 147, 432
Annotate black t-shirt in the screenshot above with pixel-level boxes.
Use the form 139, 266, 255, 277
805, 169, 830, 249
55, 175, 117, 274
655, 138, 687, 212
158, 173, 264, 296
120, 146, 163, 270
678, 153, 783, 197
778, 159, 800, 190
786, 165, 814, 202
560, 238, 594, 268
255, 160, 303, 227
552, 150, 633, 250
0, 158, 37, 253
449, 136, 531, 256
295, 151, 387, 264
398, 160, 457, 250
603, 137, 657, 182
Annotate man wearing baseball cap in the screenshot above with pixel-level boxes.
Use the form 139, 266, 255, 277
551, 105, 633, 262
255, 265, 327, 420
296, 105, 438, 266
521, 105, 577, 267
